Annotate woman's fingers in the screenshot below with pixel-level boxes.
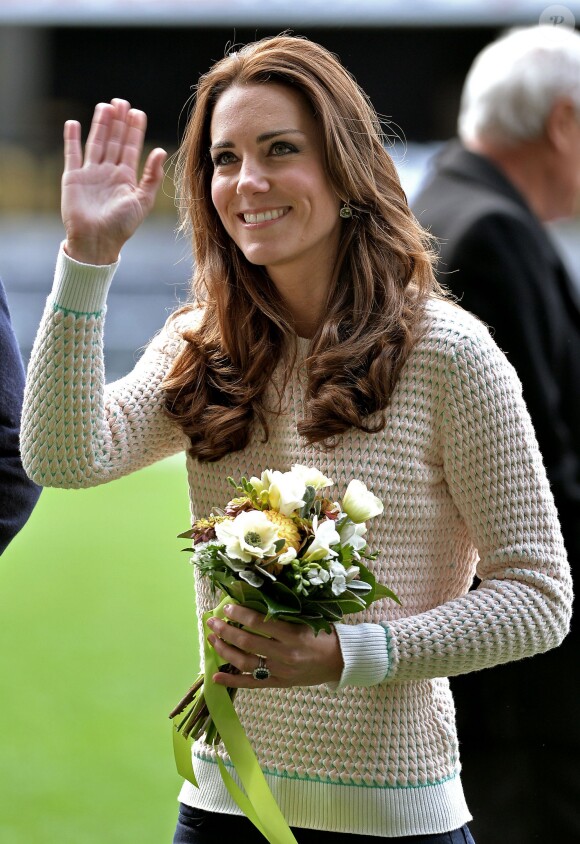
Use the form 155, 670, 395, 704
220, 603, 286, 640
120, 108, 148, 173
207, 615, 274, 656
207, 632, 270, 676
206, 603, 344, 688
103, 99, 131, 164
84, 102, 114, 165
74, 99, 146, 173
60, 98, 161, 262
138, 147, 167, 208
63, 120, 82, 172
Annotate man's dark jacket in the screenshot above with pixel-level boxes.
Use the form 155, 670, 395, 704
0, 279, 41, 554
413, 141, 580, 842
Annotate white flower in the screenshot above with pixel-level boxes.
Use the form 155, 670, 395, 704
338, 521, 367, 552
215, 510, 280, 562
248, 470, 273, 496
331, 561, 361, 580
331, 573, 347, 595
302, 516, 340, 562
341, 479, 383, 524
277, 547, 298, 565
329, 561, 362, 596
264, 470, 307, 516
290, 464, 334, 491
306, 566, 331, 586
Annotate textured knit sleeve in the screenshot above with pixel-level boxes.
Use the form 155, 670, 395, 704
20, 247, 186, 489
335, 326, 572, 687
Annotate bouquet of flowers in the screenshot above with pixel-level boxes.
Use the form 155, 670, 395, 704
169, 464, 399, 746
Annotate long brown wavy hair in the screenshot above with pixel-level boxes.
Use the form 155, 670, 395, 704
163, 34, 441, 462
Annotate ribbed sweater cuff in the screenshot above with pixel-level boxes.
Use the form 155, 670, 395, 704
51, 243, 119, 315
332, 622, 390, 689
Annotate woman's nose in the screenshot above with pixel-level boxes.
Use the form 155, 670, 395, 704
236, 158, 269, 194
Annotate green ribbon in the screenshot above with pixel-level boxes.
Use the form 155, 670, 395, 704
172, 709, 199, 787
172, 596, 298, 844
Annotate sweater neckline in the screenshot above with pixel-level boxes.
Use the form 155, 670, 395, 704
295, 335, 310, 359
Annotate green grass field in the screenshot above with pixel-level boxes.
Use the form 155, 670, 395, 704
0, 456, 199, 843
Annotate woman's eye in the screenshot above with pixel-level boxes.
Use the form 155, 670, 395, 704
213, 151, 237, 167
270, 141, 297, 156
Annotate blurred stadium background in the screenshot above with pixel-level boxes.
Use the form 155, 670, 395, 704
1, 2, 579, 842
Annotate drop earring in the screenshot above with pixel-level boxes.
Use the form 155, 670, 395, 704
339, 201, 353, 219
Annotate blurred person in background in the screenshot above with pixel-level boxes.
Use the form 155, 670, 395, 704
20, 34, 572, 843
0, 278, 41, 554
413, 25, 580, 843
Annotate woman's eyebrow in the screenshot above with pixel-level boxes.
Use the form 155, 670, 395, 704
210, 128, 305, 151
256, 129, 304, 142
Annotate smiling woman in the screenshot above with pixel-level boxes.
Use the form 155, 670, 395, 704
165, 36, 436, 463
208, 83, 342, 332
20, 33, 571, 844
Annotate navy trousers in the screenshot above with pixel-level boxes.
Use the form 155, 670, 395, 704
172, 804, 476, 843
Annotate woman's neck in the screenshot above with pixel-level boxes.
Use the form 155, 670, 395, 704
268, 262, 332, 339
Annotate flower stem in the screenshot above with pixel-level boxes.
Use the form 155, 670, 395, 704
168, 673, 204, 719
170, 663, 242, 743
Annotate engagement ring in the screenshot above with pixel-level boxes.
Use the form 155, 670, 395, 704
252, 655, 271, 681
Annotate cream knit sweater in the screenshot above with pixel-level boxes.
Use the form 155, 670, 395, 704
21, 248, 572, 838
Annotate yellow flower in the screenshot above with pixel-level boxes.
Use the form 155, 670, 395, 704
263, 510, 302, 552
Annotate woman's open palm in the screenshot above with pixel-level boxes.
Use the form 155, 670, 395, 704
61, 98, 166, 265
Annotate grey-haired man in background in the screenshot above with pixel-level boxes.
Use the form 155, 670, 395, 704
413, 24, 580, 843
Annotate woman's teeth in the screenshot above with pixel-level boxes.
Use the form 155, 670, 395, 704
243, 208, 286, 223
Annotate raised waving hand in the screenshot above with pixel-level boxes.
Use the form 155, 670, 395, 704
61, 98, 167, 265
